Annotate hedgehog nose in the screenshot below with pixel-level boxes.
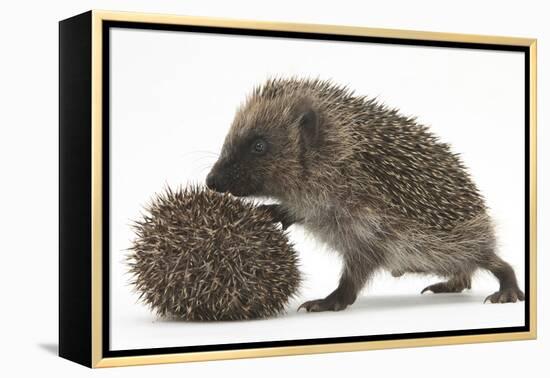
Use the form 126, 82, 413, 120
206, 171, 224, 192
206, 172, 216, 190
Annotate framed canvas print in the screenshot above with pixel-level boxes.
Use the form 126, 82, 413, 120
59, 10, 537, 368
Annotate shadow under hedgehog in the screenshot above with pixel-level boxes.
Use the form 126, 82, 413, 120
206, 77, 525, 312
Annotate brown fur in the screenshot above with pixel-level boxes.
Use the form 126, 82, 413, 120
207, 77, 524, 311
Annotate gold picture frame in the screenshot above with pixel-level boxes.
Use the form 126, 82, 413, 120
59, 10, 537, 368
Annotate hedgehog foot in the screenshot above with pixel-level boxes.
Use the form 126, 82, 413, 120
421, 276, 471, 294
297, 297, 349, 312
257, 204, 300, 230
421, 282, 465, 294
484, 287, 525, 304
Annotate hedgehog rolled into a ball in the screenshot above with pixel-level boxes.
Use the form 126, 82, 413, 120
126, 186, 301, 321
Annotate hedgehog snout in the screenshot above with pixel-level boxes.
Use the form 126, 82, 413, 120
206, 158, 239, 194
206, 168, 227, 193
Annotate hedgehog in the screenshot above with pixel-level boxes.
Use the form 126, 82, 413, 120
206, 77, 525, 312
126, 186, 301, 320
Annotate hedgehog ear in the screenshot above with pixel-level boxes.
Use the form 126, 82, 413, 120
296, 105, 320, 148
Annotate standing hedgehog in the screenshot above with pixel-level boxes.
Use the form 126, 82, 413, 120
206, 77, 524, 312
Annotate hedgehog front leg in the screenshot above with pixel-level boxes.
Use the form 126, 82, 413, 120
298, 255, 374, 312
258, 204, 302, 230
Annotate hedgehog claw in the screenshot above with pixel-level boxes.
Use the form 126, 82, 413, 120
421, 282, 464, 294
297, 303, 307, 312
484, 287, 525, 304
298, 298, 348, 312
421, 276, 471, 295
258, 204, 300, 230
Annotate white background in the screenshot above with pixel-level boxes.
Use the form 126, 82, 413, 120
0, 0, 548, 376
109, 27, 525, 350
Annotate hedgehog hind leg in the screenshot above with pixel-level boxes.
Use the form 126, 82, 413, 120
480, 254, 525, 304
421, 273, 472, 294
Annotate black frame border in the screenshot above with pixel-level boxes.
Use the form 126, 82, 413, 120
59, 11, 93, 367
101, 20, 531, 359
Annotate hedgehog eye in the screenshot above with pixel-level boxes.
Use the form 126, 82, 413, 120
251, 139, 267, 155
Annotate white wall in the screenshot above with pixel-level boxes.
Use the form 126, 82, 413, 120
1, 0, 547, 376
